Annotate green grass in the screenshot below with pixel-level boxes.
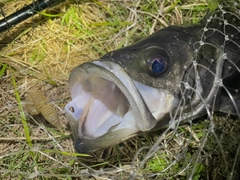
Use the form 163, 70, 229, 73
11, 76, 32, 148
1, 0, 238, 179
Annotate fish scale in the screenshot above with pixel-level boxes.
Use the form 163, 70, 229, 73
65, 1, 240, 154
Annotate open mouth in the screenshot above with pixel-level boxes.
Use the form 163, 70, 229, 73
66, 75, 130, 139
65, 61, 157, 142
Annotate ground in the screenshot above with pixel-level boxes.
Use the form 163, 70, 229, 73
0, 0, 239, 179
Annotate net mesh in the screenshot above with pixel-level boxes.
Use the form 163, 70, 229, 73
132, 2, 240, 179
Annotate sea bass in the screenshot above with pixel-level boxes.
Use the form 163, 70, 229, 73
65, 2, 240, 153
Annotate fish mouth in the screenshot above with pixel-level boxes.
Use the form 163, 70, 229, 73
65, 61, 159, 153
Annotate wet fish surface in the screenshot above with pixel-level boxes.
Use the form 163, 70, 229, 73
65, 1, 240, 153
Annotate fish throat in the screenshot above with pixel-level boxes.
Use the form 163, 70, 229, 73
67, 73, 130, 140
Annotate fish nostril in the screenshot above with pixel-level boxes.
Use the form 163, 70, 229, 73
69, 106, 75, 113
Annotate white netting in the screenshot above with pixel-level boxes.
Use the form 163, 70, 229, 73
131, 2, 240, 179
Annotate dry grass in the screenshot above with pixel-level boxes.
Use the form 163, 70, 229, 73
0, 0, 239, 179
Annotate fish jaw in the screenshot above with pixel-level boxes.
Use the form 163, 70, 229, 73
65, 61, 176, 153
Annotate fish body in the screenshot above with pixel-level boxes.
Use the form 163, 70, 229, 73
65, 2, 240, 153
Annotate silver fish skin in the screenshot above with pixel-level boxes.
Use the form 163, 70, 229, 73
65, 2, 240, 153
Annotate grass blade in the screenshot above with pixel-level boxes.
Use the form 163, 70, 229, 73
11, 76, 32, 148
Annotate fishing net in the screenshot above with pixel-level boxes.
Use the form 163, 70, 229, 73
132, 2, 240, 179
0, 0, 239, 179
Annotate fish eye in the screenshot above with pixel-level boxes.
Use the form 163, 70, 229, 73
148, 57, 167, 75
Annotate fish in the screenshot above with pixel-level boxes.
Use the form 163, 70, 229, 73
65, 2, 240, 153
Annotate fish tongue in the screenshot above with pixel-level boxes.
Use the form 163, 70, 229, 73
83, 97, 123, 139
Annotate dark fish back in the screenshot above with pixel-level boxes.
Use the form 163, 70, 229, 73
183, 2, 240, 116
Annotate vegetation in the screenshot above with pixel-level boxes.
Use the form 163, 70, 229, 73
1, 0, 239, 179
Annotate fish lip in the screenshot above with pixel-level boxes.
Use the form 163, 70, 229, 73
65, 60, 156, 153
73, 128, 139, 153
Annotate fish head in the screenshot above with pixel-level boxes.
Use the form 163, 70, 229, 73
65, 26, 200, 153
